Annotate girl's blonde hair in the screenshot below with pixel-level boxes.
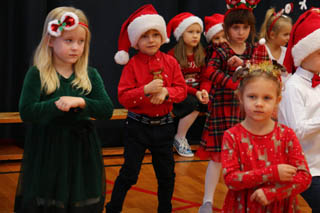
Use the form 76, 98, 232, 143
259, 8, 292, 42
34, 6, 92, 95
174, 36, 205, 69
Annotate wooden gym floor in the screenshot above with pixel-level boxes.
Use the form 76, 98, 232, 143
0, 145, 311, 213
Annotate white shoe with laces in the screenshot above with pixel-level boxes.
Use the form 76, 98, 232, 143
173, 137, 194, 157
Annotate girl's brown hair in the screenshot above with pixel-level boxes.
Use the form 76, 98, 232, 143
174, 37, 205, 68
259, 8, 292, 42
224, 9, 256, 44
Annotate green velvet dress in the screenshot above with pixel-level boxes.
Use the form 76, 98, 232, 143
14, 66, 114, 213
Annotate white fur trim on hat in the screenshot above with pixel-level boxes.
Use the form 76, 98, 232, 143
114, 50, 130, 65
292, 28, 320, 67
127, 14, 168, 48
204, 23, 223, 43
173, 16, 203, 41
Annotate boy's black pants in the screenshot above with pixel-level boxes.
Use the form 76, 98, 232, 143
105, 117, 176, 213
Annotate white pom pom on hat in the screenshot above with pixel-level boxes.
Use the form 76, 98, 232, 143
114, 4, 169, 65
259, 38, 266, 45
114, 50, 130, 65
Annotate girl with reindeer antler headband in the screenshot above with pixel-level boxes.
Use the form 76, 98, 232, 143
197, 1, 271, 212
15, 6, 114, 212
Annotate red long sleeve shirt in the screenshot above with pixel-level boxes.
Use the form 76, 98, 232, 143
221, 123, 311, 213
118, 51, 187, 117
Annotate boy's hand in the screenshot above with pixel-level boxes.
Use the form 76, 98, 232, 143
228, 55, 243, 68
150, 88, 168, 104
278, 164, 297, 181
250, 189, 269, 206
55, 96, 85, 112
196, 90, 209, 104
144, 79, 163, 95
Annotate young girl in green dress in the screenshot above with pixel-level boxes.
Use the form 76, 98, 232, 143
15, 6, 114, 212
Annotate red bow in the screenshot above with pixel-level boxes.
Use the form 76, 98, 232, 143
50, 16, 76, 33
47, 12, 81, 37
312, 74, 320, 88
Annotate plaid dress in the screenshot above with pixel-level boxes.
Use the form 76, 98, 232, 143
197, 41, 269, 162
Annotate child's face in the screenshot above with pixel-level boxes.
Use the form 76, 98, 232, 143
211, 30, 226, 45
182, 23, 202, 48
49, 26, 86, 67
301, 49, 320, 74
136, 29, 162, 56
270, 22, 292, 47
240, 77, 280, 123
227, 23, 250, 45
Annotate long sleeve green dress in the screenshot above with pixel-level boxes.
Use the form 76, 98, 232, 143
14, 66, 114, 213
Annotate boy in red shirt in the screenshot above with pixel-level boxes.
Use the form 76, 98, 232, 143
105, 4, 187, 213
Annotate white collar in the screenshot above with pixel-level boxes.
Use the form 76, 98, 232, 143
295, 66, 314, 82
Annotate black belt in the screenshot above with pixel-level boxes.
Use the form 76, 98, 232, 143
127, 111, 174, 126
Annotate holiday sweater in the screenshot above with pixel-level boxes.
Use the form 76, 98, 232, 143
221, 123, 311, 213
168, 49, 211, 95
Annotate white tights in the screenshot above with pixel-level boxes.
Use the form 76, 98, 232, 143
202, 160, 221, 204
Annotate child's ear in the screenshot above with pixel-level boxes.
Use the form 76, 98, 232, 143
269, 31, 276, 40
276, 95, 282, 105
47, 35, 54, 47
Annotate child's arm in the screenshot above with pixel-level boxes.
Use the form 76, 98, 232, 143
19, 67, 65, 122
164, 59, 187, 103
205, 50, 239, 90
78, 68, 114, 120
257, 129, 312, 204
222, 130, 281, 191
118, 65, 149, 108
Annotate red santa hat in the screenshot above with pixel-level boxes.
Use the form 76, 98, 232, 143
204, 13, 224, 43
114, 4, 169, 65
167, 12, 203, 41
284, 8, 320, 73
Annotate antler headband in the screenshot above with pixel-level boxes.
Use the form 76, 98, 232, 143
268, 3, 293, 35
47, 12, 88, 37
232, 60, 285, 83
226, 0, 261, 15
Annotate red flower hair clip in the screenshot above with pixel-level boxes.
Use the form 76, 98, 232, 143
226, 0, 261, 11
47, 12, 87, 37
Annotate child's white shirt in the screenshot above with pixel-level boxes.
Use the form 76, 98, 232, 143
278, 66, 320, 176
265, 45, 286, 64
265, 45, 291, 83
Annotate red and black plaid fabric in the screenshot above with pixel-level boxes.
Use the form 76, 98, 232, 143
198, 41, 269, 161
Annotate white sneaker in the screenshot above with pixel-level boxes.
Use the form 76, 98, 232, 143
173, 137, 194, 157
198, 201, 212, 213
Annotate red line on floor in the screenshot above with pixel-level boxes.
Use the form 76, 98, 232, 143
106, 179, 222, 212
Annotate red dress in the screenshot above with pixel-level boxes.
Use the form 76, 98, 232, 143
196, 42, 269, 162
221, 123, 311, 213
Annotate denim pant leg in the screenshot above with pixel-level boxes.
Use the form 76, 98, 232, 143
301, 176, 320, 211
105, 120, 147, 213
